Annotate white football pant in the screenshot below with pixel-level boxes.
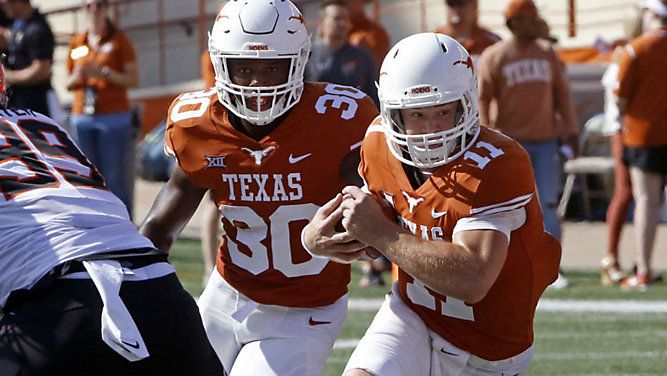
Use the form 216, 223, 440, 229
198, 269, 347, 376
345, 284, 533, 376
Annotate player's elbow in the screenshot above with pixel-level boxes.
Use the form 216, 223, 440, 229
466, 268, 500, 303
139, 221, 174, 253
463, 284, 492, 304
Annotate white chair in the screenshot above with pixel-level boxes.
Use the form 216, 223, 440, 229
557, 114, 616, 219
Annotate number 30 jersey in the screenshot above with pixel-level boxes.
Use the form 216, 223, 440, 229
359, 122, 561, 360
166, 82, 378, 307
0, 109, 155, 307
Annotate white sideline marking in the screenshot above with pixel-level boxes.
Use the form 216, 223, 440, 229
534, 351, 665, 360
537, 299, 667, 313
334, 330, 667, 352
538, 329, 667, 339
348, 298, 667, 313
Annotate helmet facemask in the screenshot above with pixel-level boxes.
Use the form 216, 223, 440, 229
382, 84, 480, 169
209, 44, 310, 126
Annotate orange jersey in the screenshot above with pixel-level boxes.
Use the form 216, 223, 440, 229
359, 122, 561, 360
166, 83, 378, 307
617, 29, 667, 147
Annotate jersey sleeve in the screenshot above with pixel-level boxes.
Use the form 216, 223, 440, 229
164, 98, 180, 158
470, 145, 536, 217
163, 94, 210, 187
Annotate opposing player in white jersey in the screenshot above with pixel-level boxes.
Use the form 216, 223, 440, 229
0, 62, 224, 375
139, 0, 378, 374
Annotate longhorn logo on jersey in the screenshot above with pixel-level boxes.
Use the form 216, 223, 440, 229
242, 145, 276, 166
401, 191, 424, 213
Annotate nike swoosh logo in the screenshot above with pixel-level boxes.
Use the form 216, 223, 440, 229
308, 316, 331, 326
440, 348, 459, 356
289, 153, 312, 164
121, 340, 141, 349
431, 209, 448, 219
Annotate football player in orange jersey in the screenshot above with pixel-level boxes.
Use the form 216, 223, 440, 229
138, 0, 378, 374
303, 33, 561, 375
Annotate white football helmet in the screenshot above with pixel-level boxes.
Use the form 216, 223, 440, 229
208, 0, 310, 125
378, 32, 481, 169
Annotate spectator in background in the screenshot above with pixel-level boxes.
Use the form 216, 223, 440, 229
616, 0, 667, 290
0, 0, 60, 121
345, 0, 390, 68
600, 46, 632, 286
434, 0, 500, 61
599, 11, 646, 286
477, 0, 578, 289
306, 0, 379, 106
66, 0, 139, 212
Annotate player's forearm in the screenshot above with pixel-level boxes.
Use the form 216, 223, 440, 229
369, 227, 490, 303
139, 219, 178, 253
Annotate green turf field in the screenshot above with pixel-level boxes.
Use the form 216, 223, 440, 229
170, 237, 667, 375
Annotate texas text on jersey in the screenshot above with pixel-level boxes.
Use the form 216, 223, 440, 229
166, 82, 378, 307
0, 108, 153, 308
359, 121, 561, 360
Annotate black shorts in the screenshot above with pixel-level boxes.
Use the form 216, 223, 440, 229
623, 146, 667, 175
0, 260, 225, 376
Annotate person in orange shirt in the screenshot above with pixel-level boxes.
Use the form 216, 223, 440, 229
477, 0, 578, 289
616, 0, 667, 290
303, 32, 560, 375
66, 0, 139, 212
345, 0, 390, 68
433, 0, 500, 60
